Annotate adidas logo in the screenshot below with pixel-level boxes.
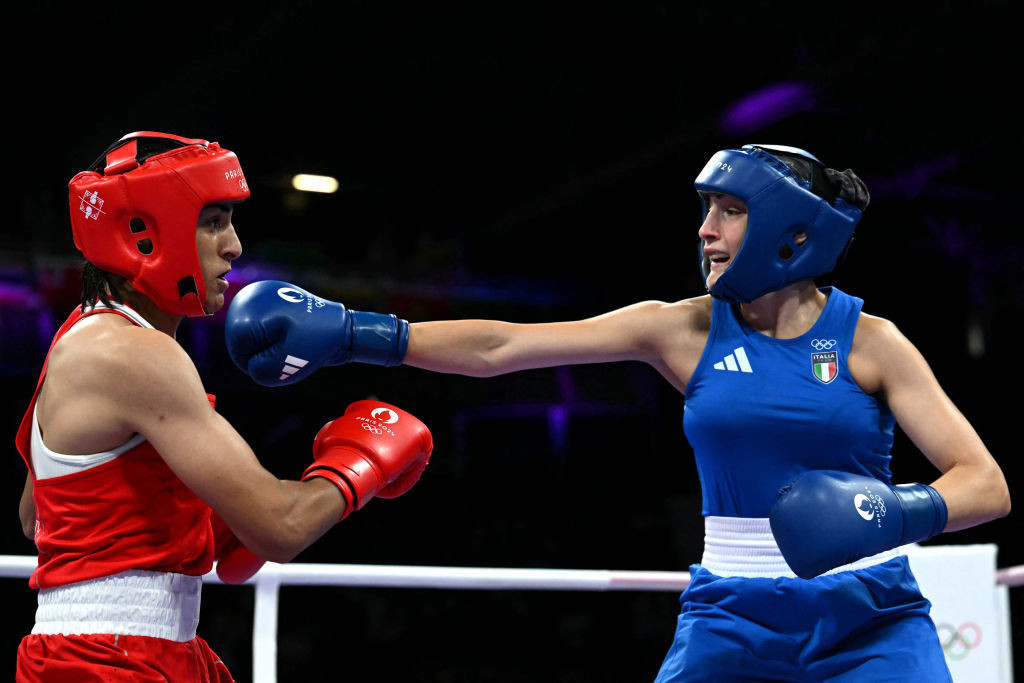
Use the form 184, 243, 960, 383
279, 355, 309, 381
713, 346, 752, 373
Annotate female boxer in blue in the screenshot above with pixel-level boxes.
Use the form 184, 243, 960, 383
225, 144, 1010, 681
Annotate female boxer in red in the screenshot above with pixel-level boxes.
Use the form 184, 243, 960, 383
15, 132, 433, 682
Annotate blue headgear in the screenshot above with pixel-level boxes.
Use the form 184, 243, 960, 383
694, 144, 865, 303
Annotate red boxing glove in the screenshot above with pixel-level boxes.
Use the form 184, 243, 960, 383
210, 510, 267, 584
302, 400, 433, 520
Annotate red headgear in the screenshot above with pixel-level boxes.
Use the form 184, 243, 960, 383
68, 131, 250, 317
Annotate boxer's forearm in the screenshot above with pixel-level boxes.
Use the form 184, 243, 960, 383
929, 460, 1011, 533
405, 320, 518, 376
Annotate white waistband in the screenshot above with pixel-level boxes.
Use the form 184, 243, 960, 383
33, 570, 201, 642
700, 516, 902, 579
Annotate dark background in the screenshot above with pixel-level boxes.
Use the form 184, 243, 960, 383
2, 2, 1021, 681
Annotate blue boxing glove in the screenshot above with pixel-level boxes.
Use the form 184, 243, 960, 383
769, 470, 947, 580
225, 280, 409, 387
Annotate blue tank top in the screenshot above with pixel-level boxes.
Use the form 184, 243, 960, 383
683, 288, 896, 517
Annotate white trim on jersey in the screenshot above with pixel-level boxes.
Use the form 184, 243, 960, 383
83, 300, 155, 329
31, 405, 146, 480
31, 301, 154, 480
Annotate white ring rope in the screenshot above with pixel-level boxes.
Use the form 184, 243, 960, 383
3, 555, 1022, 587
207, 562, 695, 591
2, 554, 1019, 683
0, 555, 692, 590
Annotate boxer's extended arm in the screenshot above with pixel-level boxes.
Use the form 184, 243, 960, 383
850, 314, 1010, 531
405, 299, 707, 386
225, 280, 711, 391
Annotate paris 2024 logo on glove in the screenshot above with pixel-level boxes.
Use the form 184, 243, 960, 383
854, 487, 888, 529
276, 286, 327, 313
354, 407, 401, 436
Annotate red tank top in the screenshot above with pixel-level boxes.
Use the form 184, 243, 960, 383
15, 305, 215, 589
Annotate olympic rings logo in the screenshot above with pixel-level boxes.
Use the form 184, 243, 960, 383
936, 622, 982, 661
361, 423, 384, 435
810, 339, 837, 350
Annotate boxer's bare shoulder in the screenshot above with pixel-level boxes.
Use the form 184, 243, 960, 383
37, 313, 201, 455
636, 295, 713, 392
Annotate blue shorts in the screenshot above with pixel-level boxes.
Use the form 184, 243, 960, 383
654, 556, 951, 682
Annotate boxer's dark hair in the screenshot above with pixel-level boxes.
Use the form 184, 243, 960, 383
81, 261, 126, 309
758, 147, 871, 212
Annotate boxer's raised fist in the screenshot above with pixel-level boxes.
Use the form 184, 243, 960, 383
302, 400, 433, 520
225, 280, 408, 387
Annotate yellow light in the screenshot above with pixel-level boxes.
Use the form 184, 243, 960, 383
291, 174, 339, 194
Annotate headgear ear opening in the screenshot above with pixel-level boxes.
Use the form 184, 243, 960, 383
69, 132, 250, 317
177, 276, 200, 299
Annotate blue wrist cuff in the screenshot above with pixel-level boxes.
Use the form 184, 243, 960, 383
346, 311, 409, 366
894, 483, 948, 545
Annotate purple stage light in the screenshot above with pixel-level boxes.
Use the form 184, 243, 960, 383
0, 282, 42, 308
719, 82, 816, 135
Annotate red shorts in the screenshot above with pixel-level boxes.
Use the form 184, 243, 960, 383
17, 633, 235, 682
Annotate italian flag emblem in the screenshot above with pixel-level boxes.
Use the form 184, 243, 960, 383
812, 351, 838, 384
